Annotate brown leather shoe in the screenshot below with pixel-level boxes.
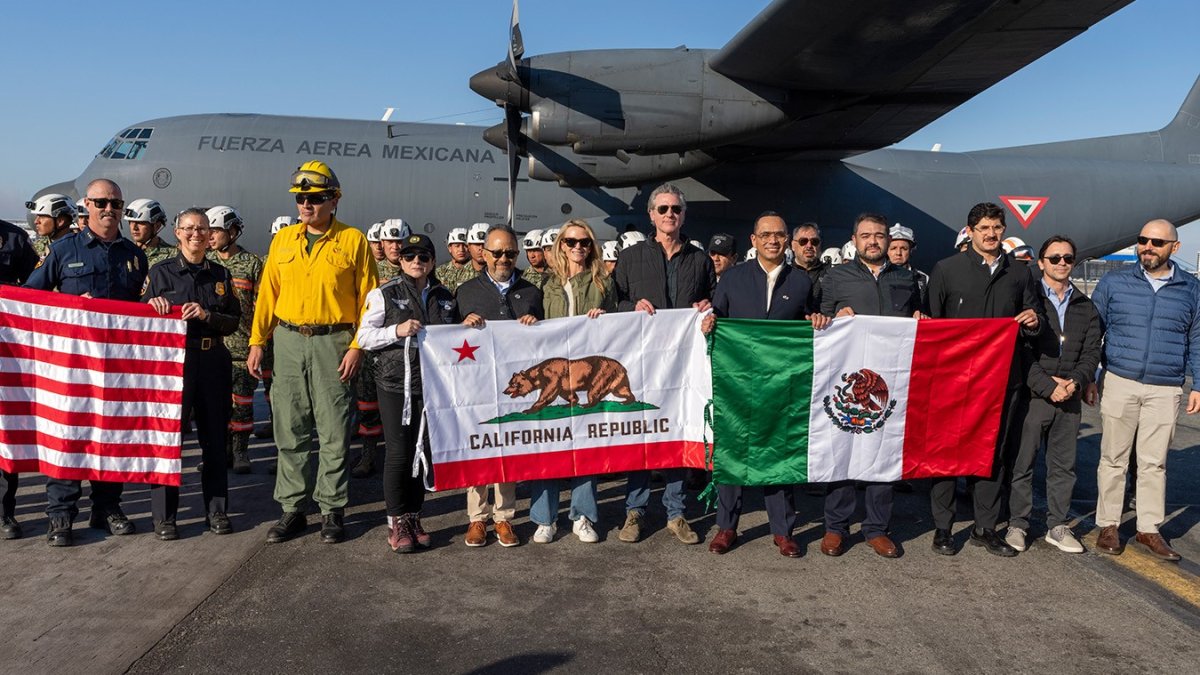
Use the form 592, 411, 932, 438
774, 535, 802, 558
1135, 532, 1182, 561
820, 532, 845, 557
709, 528, 737, 554
494, 520, 520, 547
1095, 525, 1123, 555
464, 520, 487, 547
867, 535, 900, 558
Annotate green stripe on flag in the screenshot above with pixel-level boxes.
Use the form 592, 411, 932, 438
710, 318, 813, 485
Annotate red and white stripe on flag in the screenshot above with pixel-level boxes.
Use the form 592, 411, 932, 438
0, 286, 186, 486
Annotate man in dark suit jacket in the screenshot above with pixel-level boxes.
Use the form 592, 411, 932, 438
702, 212, 831, 558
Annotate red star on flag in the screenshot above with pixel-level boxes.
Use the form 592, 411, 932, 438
453, 340, 479, 362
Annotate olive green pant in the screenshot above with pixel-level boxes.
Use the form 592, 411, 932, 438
271, 327, 353, 514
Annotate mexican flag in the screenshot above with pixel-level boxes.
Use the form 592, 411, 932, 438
709, 315, 1018, 486
419, 309, 711, 490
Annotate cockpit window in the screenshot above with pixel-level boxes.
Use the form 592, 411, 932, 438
99, 128, 154, 159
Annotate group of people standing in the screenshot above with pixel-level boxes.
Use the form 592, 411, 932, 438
2, 163, 1196, 565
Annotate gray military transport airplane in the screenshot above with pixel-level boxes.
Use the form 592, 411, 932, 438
31, 0, 1200, 268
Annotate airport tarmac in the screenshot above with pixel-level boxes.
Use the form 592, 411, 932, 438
2, 394, 1197, 674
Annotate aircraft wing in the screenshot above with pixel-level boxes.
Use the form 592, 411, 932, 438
709, 0, 1133, 156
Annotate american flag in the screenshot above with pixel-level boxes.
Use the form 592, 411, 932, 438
0, 285, 186, 486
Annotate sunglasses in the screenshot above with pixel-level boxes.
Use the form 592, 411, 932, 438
561, 237, 592, 249
1043, 254, 1075, 265
87, 197, 125, 210
486, 248, 520, 260
401, 252, 432, 263
1136, 236, 1176, 247
295, 193, 334, 205
792, 237, 820, 247
654, 204, 683, 215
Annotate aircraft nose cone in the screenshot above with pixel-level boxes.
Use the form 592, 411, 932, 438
469, 63, 511, 104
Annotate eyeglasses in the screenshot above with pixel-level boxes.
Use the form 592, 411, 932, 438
792, 237, 820, 247
295, 193, 333, 205
87, 197, 125, 210
177, 227, 211, 236
485, 248, 519, 259
754, 232, 788, 241
401, 252, 432, 263
654, 204, 683, 215
1136, 236, 1176, 247
1043, 254, 1075, 265
561, 237, 592, 249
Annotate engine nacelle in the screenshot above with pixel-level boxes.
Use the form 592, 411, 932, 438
473, 49, 792, 156
526, 141, 717, 188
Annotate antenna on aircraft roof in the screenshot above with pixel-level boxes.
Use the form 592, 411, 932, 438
381, 108, 395, 122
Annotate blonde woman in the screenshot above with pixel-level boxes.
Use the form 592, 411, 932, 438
531, 219, 617, 543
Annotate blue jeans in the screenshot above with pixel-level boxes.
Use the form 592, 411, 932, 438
625, 469, 686, 519
529, 477, 599, 526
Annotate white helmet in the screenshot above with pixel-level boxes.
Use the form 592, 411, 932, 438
619, 231, 647, 249
366, 222, 383, 243
840, 240, 857, 262
26, 193, 76, 220
784, 247, 795, 265
205, 205, 243, 232
954, 226, 971, 249
601, 240, 620, 262
124, 198, 167, 225
467, 222, 490, 244
447, 227, 468, 245
689, 239, 702, 250
522, 229, 545, 251
540, 227, 560, 248
889, 224, 915, 245
820, 247, 843, 265
744, 248, 758, 261
379, 219, 410, 241
1001, 236, 1027, 254
75, 198, 88, 216
271, 216, 295, 235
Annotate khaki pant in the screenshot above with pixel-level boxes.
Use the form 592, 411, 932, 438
271, 327, 353, 514
1096, 372, 1182, 533
466, 483, 516, 523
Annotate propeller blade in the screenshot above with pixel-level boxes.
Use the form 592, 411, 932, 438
506, 105, 521, 227
508, 0, 524, 80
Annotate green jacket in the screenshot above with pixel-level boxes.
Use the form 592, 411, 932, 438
542, 271, 617, 319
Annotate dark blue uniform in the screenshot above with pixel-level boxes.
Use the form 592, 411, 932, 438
0, 219, 38, 285
143, 254, 240, 530
24, 227, 148, 532
1, 220, 39, 534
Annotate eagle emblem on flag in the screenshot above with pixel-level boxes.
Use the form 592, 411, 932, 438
823, 368, 897, 434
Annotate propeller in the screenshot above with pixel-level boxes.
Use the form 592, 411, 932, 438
504, 0, 524, 228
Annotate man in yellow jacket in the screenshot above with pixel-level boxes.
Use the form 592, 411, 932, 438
247, 161, 378, 544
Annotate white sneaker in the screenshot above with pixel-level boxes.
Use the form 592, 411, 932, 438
1044, 525, 1084, 553
572, 517, 599, 543
1005, 527, 1027, 552
533, 523, 556, 544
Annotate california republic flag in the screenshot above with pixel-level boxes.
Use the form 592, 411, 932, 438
419, 309, 711, 490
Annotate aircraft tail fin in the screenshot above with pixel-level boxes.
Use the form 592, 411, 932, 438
1162, 74, 1200, 138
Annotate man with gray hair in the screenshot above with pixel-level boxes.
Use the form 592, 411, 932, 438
1092, 219, 1200, 561
790, 221, 829, 308
613, 182, 714, 545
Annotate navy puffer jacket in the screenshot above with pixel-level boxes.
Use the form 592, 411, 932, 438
1092, 265, 1200, 389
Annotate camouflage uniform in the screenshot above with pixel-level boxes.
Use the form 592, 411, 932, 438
520, 266, 550, 289
376, 257, 400, 283
435, 260, 479, 294
33, 232, 72, 261
209, 248, 263, 470
141, 238, 177, 269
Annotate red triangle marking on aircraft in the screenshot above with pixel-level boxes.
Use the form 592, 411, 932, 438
453, 339, 479, 362
999, 195, 1049, 230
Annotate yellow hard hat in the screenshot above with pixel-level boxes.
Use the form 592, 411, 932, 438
289, 160, 341, 195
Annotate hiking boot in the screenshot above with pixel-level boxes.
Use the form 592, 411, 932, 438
411, 515, 431, 548
667, 516, 700, 545
618, 511, 642, 543
47, 516, 73, 547
389, 516, 415, 554
231, 450, 252, 475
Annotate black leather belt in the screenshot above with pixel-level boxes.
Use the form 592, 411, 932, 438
280, 321, 354, 337
186, 337, 217, 351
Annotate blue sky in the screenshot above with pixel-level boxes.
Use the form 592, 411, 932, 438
6, 0, 1200, 261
